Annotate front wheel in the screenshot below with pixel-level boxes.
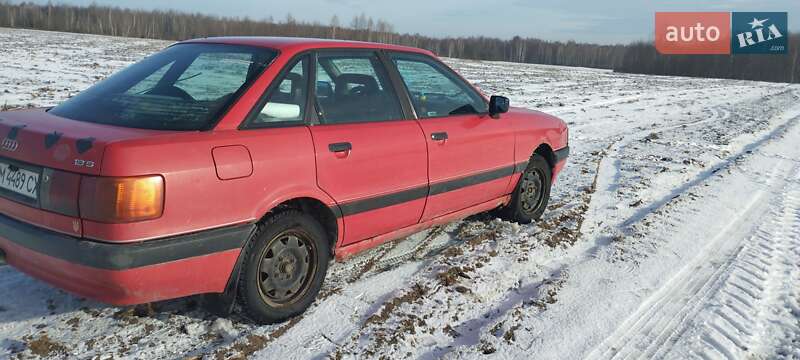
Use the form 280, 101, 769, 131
238, 211, 330, 324
500, 154, 552, 224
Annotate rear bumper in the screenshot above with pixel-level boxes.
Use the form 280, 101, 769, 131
0, 213, 254, 305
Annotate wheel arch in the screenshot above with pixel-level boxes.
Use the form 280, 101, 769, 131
533, 143, 556, 169
205, 194, 341, 316
258, 197, 340, 254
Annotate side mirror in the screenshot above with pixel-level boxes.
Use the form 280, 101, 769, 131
261, 102, 301, 120
489, 95, 510, 118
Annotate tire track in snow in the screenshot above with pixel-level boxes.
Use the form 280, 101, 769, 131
585, 110, 800, 360
580, 101, 733, 238
587, 91, 799, 252
584, 157, 791, 360
663, 166, 800, 359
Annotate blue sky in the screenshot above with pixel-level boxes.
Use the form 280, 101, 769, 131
21, 0, 800, 44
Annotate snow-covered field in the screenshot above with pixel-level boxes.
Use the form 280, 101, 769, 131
1, 28, 799, 359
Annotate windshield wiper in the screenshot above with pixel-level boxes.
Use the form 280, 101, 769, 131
136, 72, 203, 95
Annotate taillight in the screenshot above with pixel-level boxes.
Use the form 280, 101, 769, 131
40, 168, 81, 217
79, 175, 164, 223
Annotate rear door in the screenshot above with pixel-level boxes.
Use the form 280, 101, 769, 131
389, 52, 515, 221
308, 50, 428, 246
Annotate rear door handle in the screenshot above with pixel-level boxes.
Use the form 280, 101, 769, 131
328, 142, 352, 153
431, 132, 448, 141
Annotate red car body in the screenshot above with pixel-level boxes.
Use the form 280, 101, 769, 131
0, 37, 569, 305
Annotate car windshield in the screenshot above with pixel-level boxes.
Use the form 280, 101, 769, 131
49, 43, 277, 131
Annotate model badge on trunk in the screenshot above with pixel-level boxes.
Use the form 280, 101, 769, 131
2, 124, 24, 152
74, 159, 96, 168
1, 138, 18, 152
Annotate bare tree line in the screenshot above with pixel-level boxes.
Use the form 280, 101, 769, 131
0, 1, 797, 83
617, 40, 800, 84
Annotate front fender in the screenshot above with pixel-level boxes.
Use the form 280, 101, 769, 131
508, 107, 568, 164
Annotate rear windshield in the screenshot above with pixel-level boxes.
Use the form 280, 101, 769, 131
50, 44, 277, 131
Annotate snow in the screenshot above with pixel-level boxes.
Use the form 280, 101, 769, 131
1, 27, 799, 359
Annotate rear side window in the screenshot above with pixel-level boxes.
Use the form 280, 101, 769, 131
50, 44, 277, 131
390, 53, 488, 118
251, 56, 309, 125
314, 52, 404, 124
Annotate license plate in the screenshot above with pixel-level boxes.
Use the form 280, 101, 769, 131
0, 161, 40, 200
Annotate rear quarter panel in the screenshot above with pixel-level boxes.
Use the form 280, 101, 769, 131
88, 127, 333, 243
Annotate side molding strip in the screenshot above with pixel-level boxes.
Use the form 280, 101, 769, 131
332, 161, 527, 218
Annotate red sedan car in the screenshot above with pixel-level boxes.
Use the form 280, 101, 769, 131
0, 37, 568, 323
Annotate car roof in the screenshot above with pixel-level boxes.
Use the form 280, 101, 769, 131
178, 37, 436, 57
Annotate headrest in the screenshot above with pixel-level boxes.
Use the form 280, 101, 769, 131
334, 74, 379, 97
283, 72, 304, 100
284, 72, 303, 84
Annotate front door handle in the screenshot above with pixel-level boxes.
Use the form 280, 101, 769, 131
328, 142, 352, 153
431, 132, 448, 141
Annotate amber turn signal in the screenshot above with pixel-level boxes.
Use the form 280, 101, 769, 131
80, 175, 164, 223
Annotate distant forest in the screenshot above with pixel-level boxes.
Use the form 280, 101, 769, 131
0, 2, 798, 83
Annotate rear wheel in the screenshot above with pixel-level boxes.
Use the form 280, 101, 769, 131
500, 154, 552, 224
238, 210, 330, 324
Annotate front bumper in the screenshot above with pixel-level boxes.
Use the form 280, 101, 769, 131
0, 213, 254, 305
552, 146, 569, 182
555, 146, 570, 163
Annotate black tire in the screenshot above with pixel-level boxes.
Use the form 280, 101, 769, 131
500, 154, 552, 224
237, 210, 330, 324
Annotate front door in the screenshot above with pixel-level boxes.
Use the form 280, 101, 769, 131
309, 51, 428, 246
389, 52, 515, 221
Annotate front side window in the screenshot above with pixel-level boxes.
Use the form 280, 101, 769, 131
251, 56, 309, 125
50, 44, 277, 131
391, 53, 488, 118
314, 52, 404, 124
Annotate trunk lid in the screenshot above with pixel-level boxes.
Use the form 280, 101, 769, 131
0, 109, 167, 175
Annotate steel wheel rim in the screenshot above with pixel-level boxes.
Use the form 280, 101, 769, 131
257, 229, 317, 307
520, 167, 545, 215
